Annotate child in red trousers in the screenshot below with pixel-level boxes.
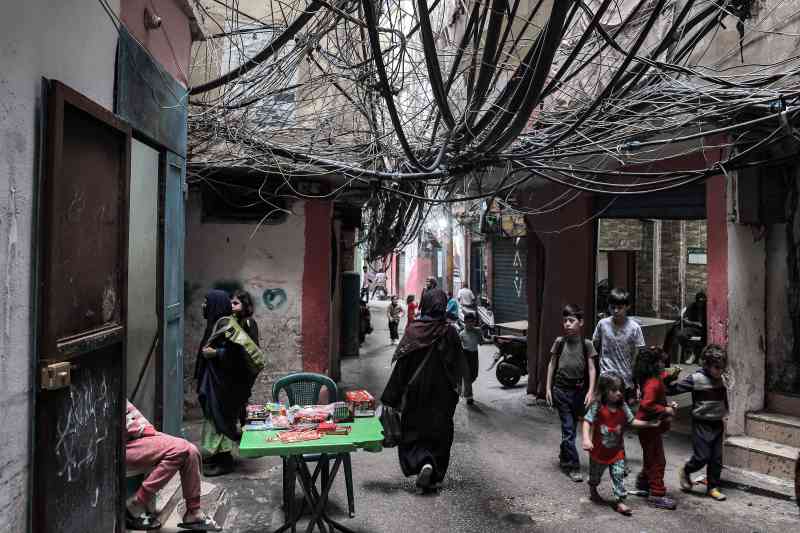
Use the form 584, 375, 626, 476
633, 346, 680, 510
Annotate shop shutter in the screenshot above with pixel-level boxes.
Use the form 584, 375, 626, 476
492, 237, 528, 323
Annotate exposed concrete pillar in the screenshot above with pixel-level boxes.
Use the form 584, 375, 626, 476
302, 200, 333, 375
726, 211, 767, 435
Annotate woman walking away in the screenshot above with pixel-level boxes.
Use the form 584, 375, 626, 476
381, 288, 464, 494
232, 290, 260, 428
195, 290, 251, 477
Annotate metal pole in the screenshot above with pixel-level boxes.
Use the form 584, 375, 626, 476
447, 204, 454, 293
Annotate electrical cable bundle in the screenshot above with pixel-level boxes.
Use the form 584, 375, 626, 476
184, 0, 800, 257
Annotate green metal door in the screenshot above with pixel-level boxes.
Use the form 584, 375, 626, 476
162, 152, 185, 436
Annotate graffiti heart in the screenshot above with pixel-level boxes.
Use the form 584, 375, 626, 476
263, 288, 288, 310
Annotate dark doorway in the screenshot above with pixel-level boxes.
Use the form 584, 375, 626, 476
607, 251, 637, 313
33, 81, 130, 533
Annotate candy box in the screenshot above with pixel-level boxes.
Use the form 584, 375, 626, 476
344, 389, 375, 417
245, 404, 269, 421
331, 401, 354, 423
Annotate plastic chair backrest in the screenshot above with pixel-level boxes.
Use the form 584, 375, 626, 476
272, 372, 338, 405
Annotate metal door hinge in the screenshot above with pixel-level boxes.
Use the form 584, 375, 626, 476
41, 362, 72, 390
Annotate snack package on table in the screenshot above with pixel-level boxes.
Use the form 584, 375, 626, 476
292, 405, 334, 425
344, 389, 376, 417
245, 404, 269, 421
243, 419, 272, 431
331, 401, 354, 423
272, 415, 291, 429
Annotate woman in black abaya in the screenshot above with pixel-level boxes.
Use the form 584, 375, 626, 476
381, 288, 464, 492
195, 290, 251, 476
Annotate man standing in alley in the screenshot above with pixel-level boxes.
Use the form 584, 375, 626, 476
361, 265, 372, 301
458, 284, 476, 312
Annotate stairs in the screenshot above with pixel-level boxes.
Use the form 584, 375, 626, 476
724, 411, 800, 483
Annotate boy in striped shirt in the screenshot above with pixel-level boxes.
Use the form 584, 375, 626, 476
667, 345, 729, 501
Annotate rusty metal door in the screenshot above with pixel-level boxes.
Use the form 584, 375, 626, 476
32, 80, 130, 533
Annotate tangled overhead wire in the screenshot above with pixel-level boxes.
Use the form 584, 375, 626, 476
188, 0, 800, 258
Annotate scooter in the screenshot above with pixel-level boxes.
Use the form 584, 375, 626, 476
487, 333, 528, 387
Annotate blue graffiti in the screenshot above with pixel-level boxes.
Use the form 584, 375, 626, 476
263, 288, 288, 310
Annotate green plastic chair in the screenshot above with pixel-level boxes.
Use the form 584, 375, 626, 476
272, 372, 355, 517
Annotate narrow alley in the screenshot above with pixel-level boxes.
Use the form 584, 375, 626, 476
6, 3, 800, 532
177, 302, 798, 533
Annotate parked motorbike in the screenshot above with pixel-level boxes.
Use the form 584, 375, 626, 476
487, 334, 528, 387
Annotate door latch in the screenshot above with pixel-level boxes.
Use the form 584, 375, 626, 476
41, 362, 72, 390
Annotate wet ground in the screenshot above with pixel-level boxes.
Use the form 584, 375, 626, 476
179, 301, 798, 533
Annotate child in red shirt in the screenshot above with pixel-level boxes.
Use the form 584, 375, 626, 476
406, 294, 417, 321
583, 373, 658, 515
634, 346, 680, 510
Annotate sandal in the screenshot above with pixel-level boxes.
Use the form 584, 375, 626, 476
178, 515, 223, 531
613, 502, 633, 516
125, 509, 162, 531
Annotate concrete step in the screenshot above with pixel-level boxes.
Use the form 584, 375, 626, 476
720, 465, 796, 501
152, 480, 229, 533
724, 435, 799, 481
746, 411, 800, 448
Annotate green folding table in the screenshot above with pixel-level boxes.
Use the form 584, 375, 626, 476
239, 417, 384, 533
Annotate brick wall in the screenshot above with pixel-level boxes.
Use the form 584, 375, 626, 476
637, 221, 656, 316
598, 219, 708, 319
598, 219, 644, 250
685, 220, 708, 303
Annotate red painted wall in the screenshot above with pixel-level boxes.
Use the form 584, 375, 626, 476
405, 254, 434, 302
706, 174, 729, 345
121, 0, 193, 86
524, 188, 596, 396
302, 200, 333, 374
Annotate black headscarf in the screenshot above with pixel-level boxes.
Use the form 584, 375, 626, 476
393, 288, 451, 361
196, 289, 249, 441
419, 288, 448, 320
195, 290, 232, 383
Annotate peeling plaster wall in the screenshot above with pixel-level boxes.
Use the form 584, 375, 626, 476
0, 1, 119, 530
183, 191, 305, 406
766, 224, 796, 393
726, 220, 767, 435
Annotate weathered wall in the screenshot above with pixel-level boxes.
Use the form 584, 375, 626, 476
183, 191, 305, 405
766, 223, 796, 393
706, 175, 729, 346
726, 217, 767, 435
302, 200, 332, 375
525, 187, 595, 397
598, 219, 643, 250
0, 1, 121, 530
121, 0, 193, 86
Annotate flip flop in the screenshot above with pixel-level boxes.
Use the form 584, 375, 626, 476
178, 516, 223, 531
125, 509, 162, 531
613, 502, 633, 516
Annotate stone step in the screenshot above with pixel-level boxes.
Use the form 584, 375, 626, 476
724, 435, 799, 481
746, 411, 800, 448
155, 481, 229, 533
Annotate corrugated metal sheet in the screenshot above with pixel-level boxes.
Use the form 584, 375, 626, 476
493, 237, 528, 323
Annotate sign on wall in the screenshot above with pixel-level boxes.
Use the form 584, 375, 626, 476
688, 247, 707, 265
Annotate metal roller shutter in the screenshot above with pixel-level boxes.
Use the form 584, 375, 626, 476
492, 237, 528, 323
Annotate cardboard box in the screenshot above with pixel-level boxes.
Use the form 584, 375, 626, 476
344, 389, 376, 417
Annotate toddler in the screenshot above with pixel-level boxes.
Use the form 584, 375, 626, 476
583, 373, 658, 515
